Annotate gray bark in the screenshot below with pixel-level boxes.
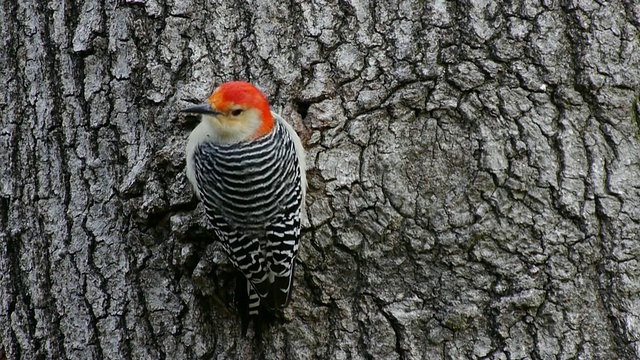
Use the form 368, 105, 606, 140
2, 0, 640, 359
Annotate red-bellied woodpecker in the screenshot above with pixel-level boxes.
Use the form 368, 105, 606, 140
183, 81, 306, 333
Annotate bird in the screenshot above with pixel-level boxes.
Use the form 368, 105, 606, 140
182, 81, 306, 334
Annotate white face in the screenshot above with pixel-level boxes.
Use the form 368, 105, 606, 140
202, 107, 262, 144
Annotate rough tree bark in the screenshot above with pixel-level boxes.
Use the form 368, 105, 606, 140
2, 0, 640, 359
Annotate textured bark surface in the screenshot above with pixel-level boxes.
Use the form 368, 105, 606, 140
2, 0, 640, 359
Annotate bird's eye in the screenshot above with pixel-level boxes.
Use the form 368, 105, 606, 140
231, 109, 243, 116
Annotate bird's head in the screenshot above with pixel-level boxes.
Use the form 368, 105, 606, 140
183, 81, 274, 143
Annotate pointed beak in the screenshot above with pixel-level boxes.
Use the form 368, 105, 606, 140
181, 103, 221, 115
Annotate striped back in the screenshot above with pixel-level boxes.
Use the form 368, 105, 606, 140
193, 119, 302, 232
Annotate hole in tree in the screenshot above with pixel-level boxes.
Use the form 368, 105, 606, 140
296, 100, 311, 120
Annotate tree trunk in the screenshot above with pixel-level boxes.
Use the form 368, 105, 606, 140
2, 0, 640, 359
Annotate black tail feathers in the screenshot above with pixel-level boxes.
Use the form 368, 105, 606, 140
235, 274, 278, 339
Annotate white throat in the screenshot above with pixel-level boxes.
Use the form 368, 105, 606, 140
200, 111, 262, 145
